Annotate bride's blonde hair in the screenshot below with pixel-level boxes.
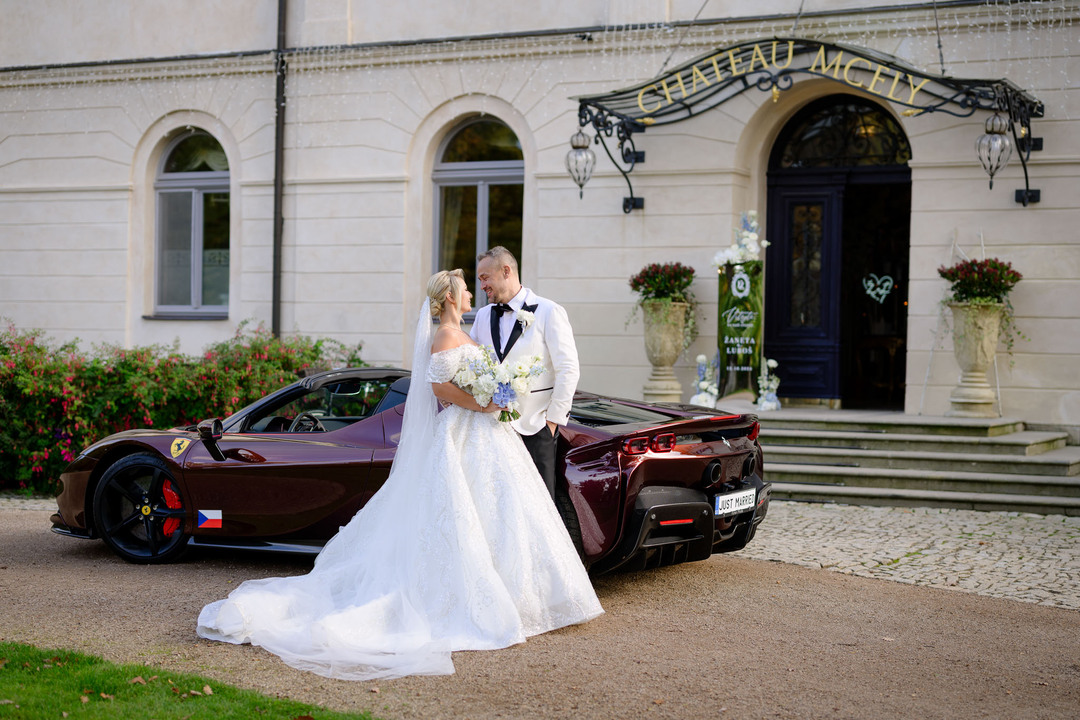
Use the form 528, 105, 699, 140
426, 269, 465, 318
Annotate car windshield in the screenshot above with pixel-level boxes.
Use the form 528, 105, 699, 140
240, 378, 396, 433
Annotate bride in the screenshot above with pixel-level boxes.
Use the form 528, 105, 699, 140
197, 269, 603, 680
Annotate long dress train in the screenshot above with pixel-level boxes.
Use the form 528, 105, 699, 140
196, 341, 603, 680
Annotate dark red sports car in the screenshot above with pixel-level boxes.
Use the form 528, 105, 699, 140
51, 366, 769, 574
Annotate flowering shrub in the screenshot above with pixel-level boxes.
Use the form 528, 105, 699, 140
0, 321, 364, 495
937, 257, 1022, 304
713, 211, 770, 267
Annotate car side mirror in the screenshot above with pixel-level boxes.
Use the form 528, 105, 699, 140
198, 418, 226, 461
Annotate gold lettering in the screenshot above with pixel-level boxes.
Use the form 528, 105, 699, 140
843, 56, 872, 87
866, 64, 889, 95
728, 49, 744, 76
886, 71, 904, 101
659, 78, 674, 105
637, 85, 662, 113
748, 43, 769, 73
673, 71, 689, 99
771, 40, 795, 69
709, 53, 726, 81
809, 46, 844, 78
907, 75, 931, 104
691, 65, 711, 94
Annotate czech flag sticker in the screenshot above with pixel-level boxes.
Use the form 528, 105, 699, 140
197, 510, 222, 529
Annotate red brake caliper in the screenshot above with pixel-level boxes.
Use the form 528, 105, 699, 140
162, 479, 182, 537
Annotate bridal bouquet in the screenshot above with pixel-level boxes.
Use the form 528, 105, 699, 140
454, 347, 545, 422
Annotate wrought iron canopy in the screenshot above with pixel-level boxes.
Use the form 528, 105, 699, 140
573, 37, 1043, 210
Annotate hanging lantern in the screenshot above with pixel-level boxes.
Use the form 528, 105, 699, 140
565, 129, 596, 199
975, 113, 1012, 189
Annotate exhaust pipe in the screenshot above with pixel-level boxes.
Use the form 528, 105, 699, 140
742, 453, 757, 479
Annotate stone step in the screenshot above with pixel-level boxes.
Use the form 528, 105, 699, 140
763, 445, 1080, 477
755, 410, 1025, 437
759, 428, 1068, 456
769, 482, 1080, 516
764, 463, 1080, 498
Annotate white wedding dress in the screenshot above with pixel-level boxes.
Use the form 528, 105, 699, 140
196, 308, 602, 681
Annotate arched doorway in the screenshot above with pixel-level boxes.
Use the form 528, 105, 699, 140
765, 95, 912, 409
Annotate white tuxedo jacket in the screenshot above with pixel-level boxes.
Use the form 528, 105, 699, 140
470, 288, 580, 436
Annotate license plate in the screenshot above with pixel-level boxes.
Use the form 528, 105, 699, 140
715, 488, 756, 517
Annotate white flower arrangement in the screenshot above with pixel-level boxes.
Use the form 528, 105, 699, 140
713, 210, 770, 268
756, 357, 781, 411
515, 308, 535, 331
454, 346, 545, 422
688, 353, 720, 409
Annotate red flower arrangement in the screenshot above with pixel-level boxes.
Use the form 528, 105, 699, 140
629, 262, 696, 303
937, 257, 1022, 304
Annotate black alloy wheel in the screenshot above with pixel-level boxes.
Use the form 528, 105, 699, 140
92, 453, 189, 564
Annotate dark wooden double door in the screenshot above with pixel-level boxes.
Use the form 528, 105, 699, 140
765, 169, 910, 409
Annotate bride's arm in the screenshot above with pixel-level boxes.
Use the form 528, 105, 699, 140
429, 327, 498, 413
432, 381, 498, 413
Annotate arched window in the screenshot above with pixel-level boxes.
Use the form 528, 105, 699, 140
432, 119, 523, 305
771, 97, 911, 169
154, 130, 230, 316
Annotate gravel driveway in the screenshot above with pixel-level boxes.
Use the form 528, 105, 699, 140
2, 501, 1078, 719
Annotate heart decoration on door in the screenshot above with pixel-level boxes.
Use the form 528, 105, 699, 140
862, 273, 895, 304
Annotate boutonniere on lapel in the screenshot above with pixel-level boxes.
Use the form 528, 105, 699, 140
516, 304, 537, 331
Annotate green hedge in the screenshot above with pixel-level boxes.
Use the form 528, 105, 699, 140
0, 320, 365, 495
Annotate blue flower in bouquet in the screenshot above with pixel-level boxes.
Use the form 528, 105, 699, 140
494, 382, 516, 408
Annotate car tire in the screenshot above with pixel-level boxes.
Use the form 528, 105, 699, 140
92, 453, 189, 564
554, 489, 585, 563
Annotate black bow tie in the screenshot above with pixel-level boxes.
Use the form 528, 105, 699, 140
492, 303, 513, 316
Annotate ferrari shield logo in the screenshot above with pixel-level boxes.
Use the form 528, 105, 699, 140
170, 438, 191, 458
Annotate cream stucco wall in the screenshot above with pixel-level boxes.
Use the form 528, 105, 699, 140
1, 1, 1077, 429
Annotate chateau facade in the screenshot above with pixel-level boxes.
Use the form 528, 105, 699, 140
2, 1, 1077, 434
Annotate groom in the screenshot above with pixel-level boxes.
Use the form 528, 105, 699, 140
471, 246, 580, 500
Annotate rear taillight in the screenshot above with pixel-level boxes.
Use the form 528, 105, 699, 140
650, 433, 676, 452
623, 432, 676, 455
747, 421, 760, 441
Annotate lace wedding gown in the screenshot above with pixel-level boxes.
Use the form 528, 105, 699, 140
196, 341, 603, 681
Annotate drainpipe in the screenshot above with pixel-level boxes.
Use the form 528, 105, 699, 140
271, 0, 287, 336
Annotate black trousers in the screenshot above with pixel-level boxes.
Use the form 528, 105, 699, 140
520, 426, 558, 500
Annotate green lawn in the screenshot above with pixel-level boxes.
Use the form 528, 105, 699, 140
0, 641, 376, 719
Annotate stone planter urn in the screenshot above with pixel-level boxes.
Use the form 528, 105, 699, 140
946, 301, 1004, 417
641, 299, 687, 403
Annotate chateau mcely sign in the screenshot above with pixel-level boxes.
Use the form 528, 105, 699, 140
575, 37, 1042, 131
636, 40, 929, 115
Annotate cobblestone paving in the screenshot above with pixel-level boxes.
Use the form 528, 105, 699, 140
743, 500, 1080, 611
7, 494, 1079, 611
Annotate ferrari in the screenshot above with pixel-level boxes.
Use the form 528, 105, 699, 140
51, 366, 769, 574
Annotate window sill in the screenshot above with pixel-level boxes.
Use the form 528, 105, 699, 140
142, 313, 229, 321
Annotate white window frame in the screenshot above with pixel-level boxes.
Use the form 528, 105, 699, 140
432, 120, 524, 314
153, 132, 230, 318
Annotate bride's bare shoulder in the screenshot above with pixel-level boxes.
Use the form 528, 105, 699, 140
431, 326, 476, 355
